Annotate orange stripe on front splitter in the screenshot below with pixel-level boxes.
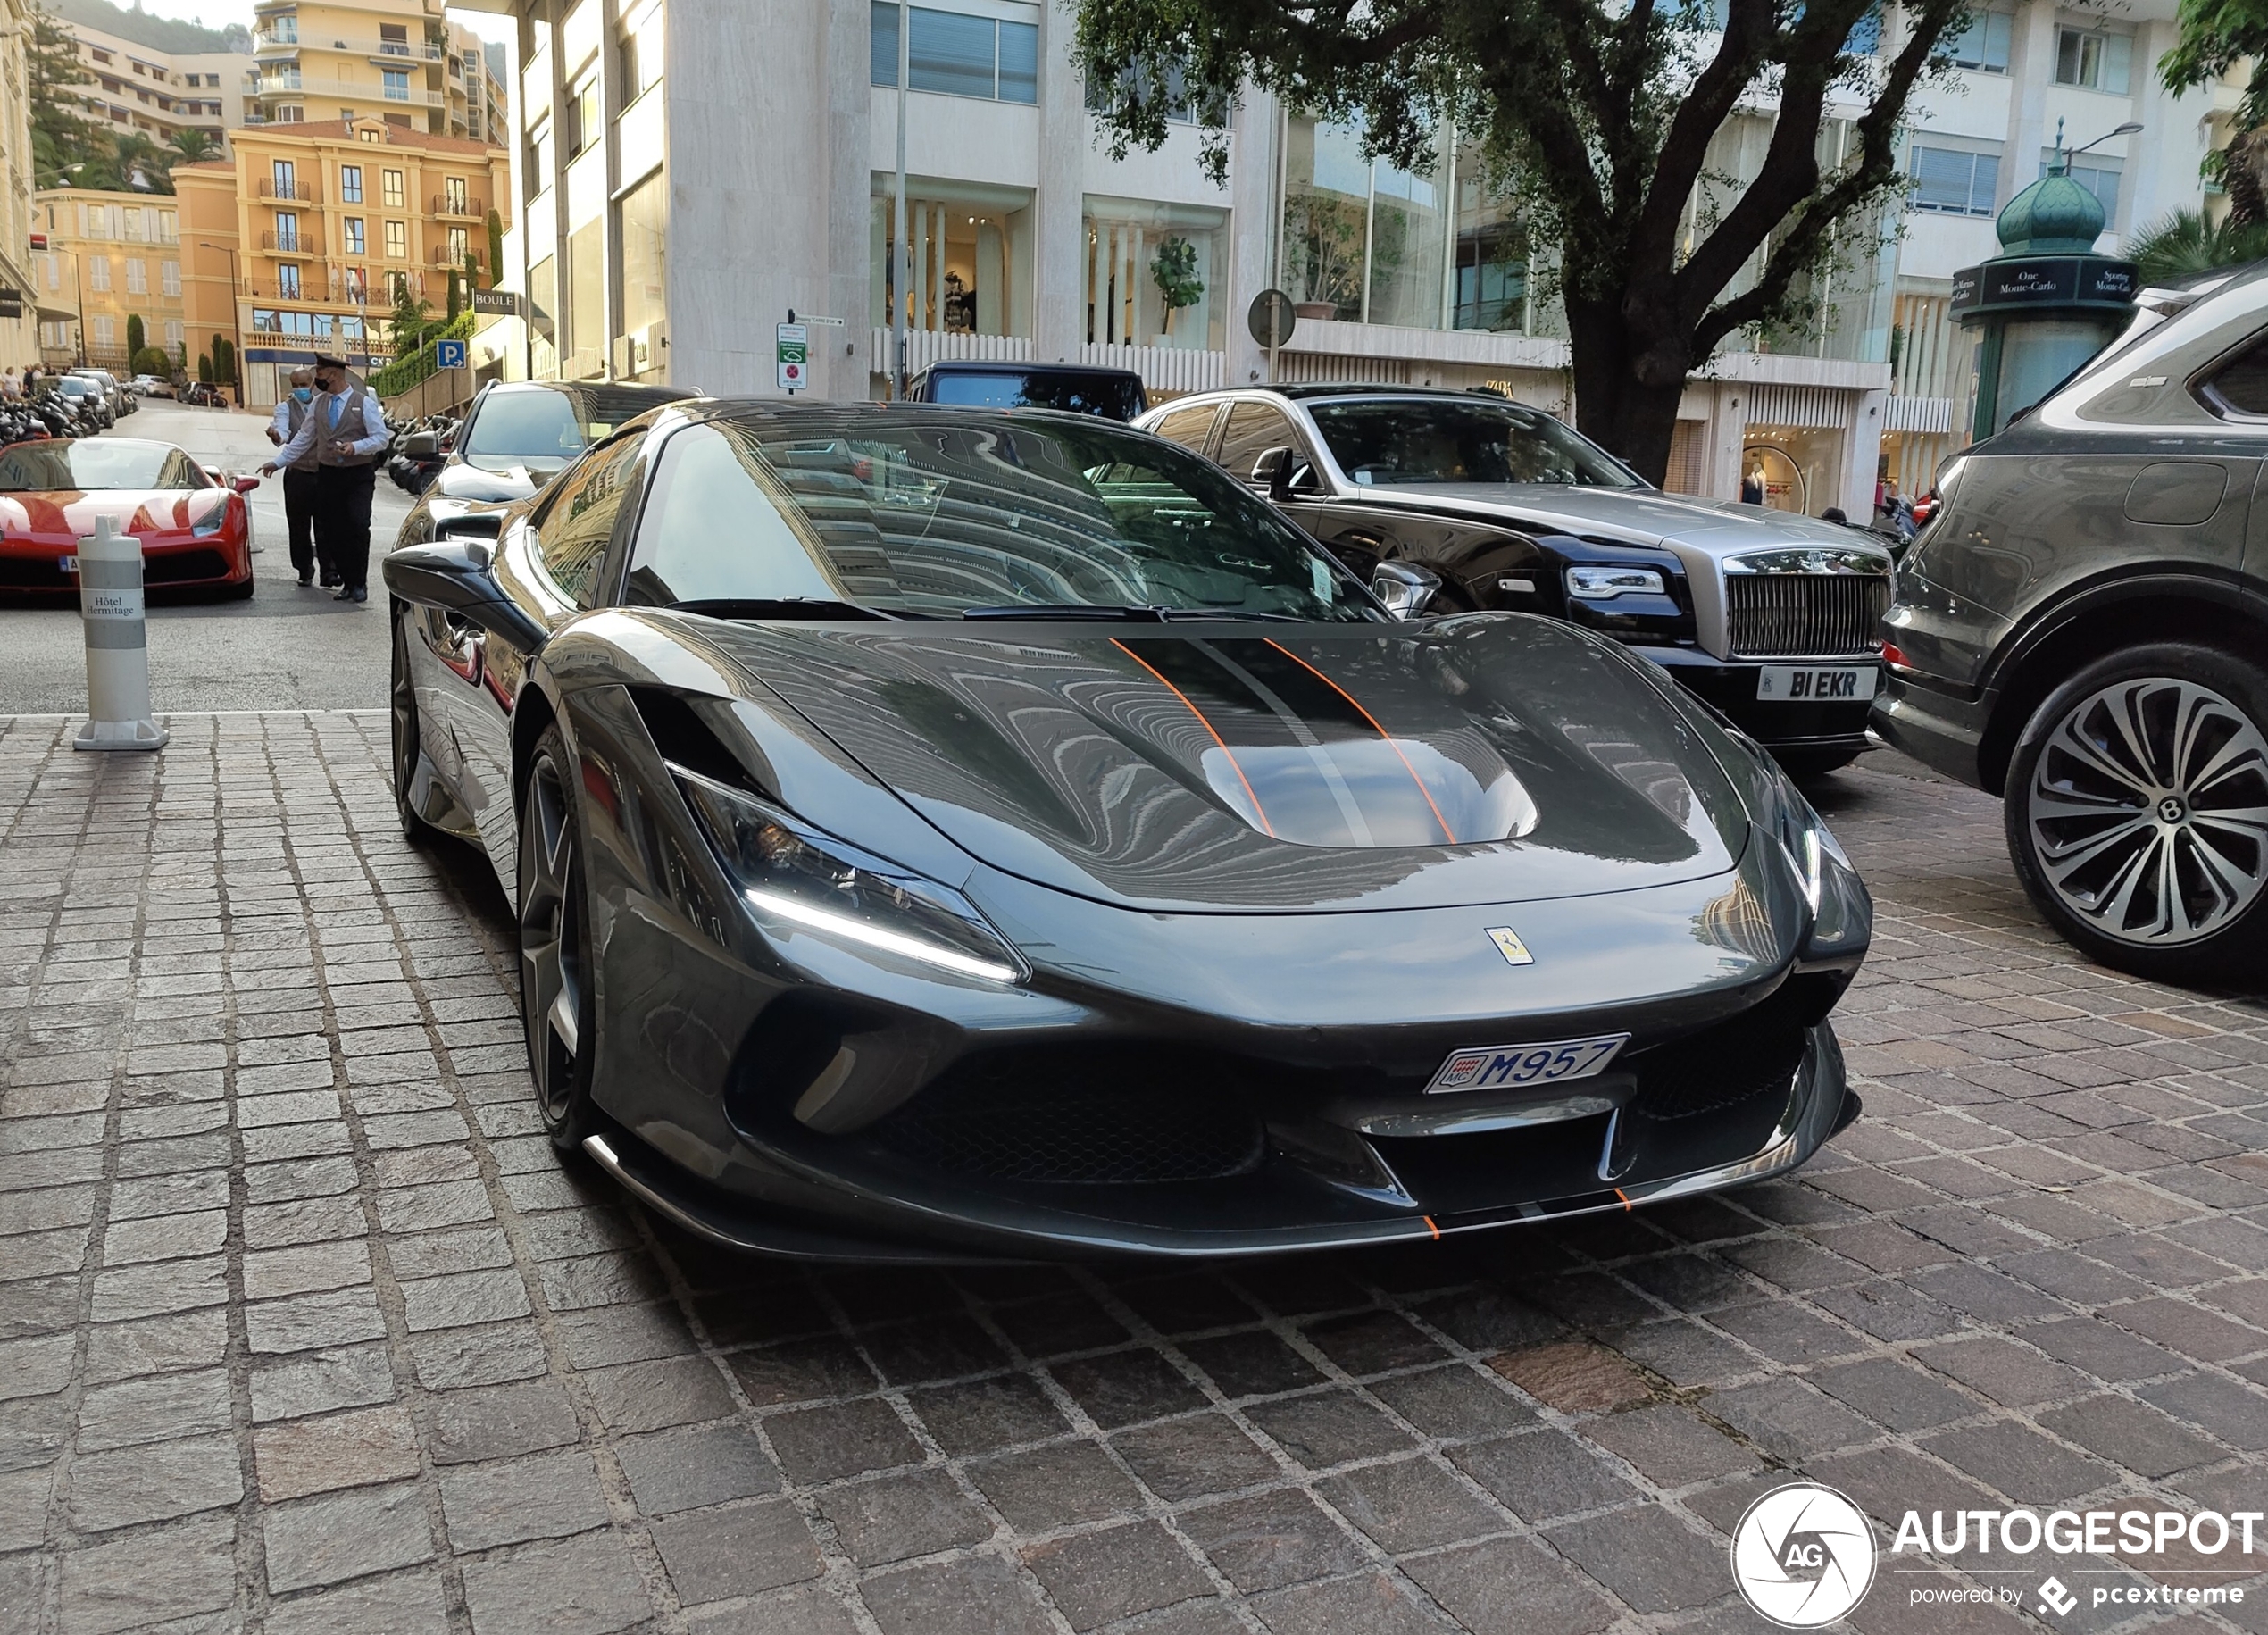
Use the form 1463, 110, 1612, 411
1263, 638, 1459, 845
1110, 637, 1274, 838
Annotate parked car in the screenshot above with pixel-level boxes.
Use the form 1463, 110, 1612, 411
1141, 387, 1894, 773
1874, 266, 2268, 980
905, 361, 1147, 421
382, 400, 1869, 1259
70, 368, 129, 417
0, 437, 258, 598
392, 379, 693, 552
130, 373, 174, 399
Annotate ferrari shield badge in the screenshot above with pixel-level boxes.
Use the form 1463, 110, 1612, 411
1486, 926, 1533, 967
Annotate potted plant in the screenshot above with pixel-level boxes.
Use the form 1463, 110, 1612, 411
1150, 236, 1204, 346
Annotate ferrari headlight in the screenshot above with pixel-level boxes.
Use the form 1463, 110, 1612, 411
671, 764, 1025, 984
1766, 772, 1849, 913
1566, 565, 1666, 599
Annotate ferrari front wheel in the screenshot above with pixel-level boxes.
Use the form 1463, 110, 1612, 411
519, 724, 600, 1149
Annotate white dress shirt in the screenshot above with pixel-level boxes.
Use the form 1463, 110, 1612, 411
271, 388, 389, 466
268, 396, 297, 440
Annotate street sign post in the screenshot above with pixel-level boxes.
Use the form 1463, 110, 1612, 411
434, 338, 467, 370
777, 321, 809, 394
1247, 290, 1297, 385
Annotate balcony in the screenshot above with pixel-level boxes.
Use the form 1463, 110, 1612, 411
256, 75, 444, 107
429, 247, 479, 269
429, 194, 485, 220
257, 179, 321, 204
261, 232, 322, 257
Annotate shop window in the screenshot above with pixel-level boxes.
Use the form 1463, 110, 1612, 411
872, 192, 1034, 337
619, 169, 667, 349
1082, 206, 1224, 347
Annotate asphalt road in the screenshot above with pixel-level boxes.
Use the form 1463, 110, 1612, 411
0, 398, 412, 713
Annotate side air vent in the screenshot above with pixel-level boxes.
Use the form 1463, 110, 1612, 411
627, 687, 762, 792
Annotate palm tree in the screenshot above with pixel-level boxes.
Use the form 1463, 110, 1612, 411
165, 129, 221, 166
112, 132, 171, 194
2128, 209, 2268, 286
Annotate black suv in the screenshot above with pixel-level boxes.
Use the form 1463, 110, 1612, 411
1874, 268, 2268, 979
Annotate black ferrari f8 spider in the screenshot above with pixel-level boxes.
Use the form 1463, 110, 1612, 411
383, 401, 1870, 1260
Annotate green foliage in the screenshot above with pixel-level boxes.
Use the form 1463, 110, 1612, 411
196, 351, 212, 385
28, 3, 102, 189
164, 129, 221, 166
2164, 0, 2268, 131
389, 280, 438, 359
173, 340, 188, 371
210, 334, 234, 386
2129, 208, 2268, 284
446, 269, 463, 324
130, 346, 171, 378
1071, 0, 1970, 476
1149, 237, 1205, 335
125, 313, 145, 358
488, 209, 505, 284
367, 312, 475, 397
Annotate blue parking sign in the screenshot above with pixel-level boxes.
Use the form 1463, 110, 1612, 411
435, 339, 467, 369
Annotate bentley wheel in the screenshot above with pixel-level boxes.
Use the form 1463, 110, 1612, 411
389, 606, 430, 843
520, 725, 600, 1148
2005, 643, 2268, 981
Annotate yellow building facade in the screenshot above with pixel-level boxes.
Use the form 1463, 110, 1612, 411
29, 190, 188, 372
2, 0, 38, 372
175, 116, 511, 406
248, 0, 507, 144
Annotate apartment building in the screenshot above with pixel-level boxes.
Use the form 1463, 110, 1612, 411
2, 0, 38, 372
57, 21, 254, 149
173, 116, 513, 405
468, 0, 2225, 513
247, 0, 509, 145
29, 190, 187, 371
1880, 0, 2241, 495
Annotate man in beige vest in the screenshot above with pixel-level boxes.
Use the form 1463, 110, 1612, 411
266, 366, 334, 588
263, 354, 388, 604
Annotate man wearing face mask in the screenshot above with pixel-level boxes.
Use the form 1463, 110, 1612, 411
262, 354, 389, 603
266, 367, 334, 588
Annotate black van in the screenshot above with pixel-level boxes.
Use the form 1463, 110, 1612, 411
905, 361, 1147, 421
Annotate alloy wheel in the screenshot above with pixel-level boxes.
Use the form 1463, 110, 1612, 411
520, 755, 586, 1122
389, 615, 420, 818
2026, 676, 2268, 947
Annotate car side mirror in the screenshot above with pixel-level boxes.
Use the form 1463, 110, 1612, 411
1372, 560, 1442, 621
232, 475, 260, 493
1250, 446, 1296, 503
401, 430, 440, 458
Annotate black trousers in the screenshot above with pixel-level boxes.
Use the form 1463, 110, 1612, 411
282, 466, 326, 580
313, 462, 379, 591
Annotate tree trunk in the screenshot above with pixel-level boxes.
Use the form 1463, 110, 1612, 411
1564, 294, 1691, 486
2227, 133, 2266, 229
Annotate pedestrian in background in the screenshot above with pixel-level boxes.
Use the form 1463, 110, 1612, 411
261, 354, 388, 604
2, 365, 19, 400
266, 366, 334, 588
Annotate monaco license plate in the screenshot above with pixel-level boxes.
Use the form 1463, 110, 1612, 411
58, 555, 77, 573
1756, 663, 1877, 703
1427, 1034, 1630, 1096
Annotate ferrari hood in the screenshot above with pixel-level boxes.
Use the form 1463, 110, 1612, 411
0, 488, 230, 541
693, 613, 1749, 913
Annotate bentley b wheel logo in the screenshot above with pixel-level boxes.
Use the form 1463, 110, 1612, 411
1730, 1482, 1877, 1627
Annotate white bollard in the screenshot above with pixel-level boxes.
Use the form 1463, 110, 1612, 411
72, 514, 168, 752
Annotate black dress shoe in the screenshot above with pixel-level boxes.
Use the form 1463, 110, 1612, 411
297, 572, 314, 587
319, 572, 341, 588
334, 585, 355, 600
351, 586, 368, 603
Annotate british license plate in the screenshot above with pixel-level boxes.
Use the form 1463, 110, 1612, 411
1756, 663, 1877, 703
1426, 1034, 1630, 1095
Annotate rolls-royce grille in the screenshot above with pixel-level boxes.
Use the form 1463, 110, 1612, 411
1727, 573, 1889, 657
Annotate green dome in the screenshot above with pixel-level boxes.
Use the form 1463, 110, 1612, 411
1997, 170, 2105, 254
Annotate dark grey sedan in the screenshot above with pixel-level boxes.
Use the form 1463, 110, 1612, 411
1874, 267, 2268, 980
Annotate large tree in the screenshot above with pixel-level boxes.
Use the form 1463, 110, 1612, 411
1075, 0, 1968, 480
2160, 0, 2268, 223
27, 2, 103, 189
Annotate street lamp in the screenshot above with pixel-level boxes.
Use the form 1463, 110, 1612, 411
198, 241, 244, 407
2055, 119, 2144, 171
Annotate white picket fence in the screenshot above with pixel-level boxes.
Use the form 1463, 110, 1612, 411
869, 329, 1227, 397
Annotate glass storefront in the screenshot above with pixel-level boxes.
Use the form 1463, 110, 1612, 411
1081, 199, 1227, 348
618, 170, 666, 365
870, 188, 1034, 337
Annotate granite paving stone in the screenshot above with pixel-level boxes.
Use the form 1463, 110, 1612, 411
8, 720, 2268, 1633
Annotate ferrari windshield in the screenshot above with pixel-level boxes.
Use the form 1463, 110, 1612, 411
0, 439, 209, 491
621, 413, 1382, 621
1309, 398, 1643, 488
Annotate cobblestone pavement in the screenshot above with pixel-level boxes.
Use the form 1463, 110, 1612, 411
2, 711, 2264, 1635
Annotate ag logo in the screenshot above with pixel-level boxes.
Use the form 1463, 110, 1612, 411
1730, 1482, 1877, 1627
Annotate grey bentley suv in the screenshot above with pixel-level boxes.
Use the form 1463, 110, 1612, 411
1873, 267, 2268, 980
1140, 388, 1893, 773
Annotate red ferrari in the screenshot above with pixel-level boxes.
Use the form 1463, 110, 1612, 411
0, 437, 259, 598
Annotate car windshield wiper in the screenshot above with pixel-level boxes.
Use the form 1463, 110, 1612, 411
1156, 607, 1308, 623
961, 604, 1167, 621
670, 597, 902, 622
